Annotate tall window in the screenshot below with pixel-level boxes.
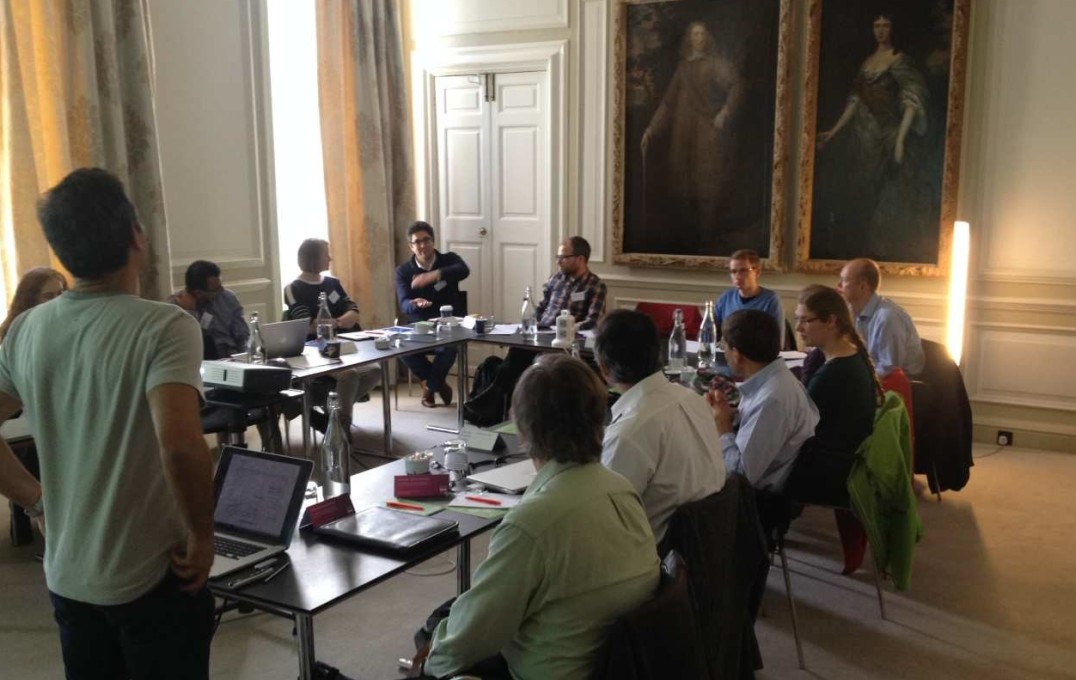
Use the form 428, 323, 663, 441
266, 0, 328, 288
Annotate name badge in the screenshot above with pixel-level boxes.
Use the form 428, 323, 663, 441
434, 280, 447, 292
328, 290, 341, 304
570, 291, 586, 303
200, 312, 214, 329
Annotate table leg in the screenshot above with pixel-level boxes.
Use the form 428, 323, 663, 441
296, 613, 316, 680
456, 344, 468, 432
457, 540, 471, 594
381, 359, 392, 455
301, 384, 312, 460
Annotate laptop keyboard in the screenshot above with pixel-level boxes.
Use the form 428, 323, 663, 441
214, 536, 263, 560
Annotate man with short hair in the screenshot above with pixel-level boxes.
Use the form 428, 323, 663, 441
413, 355, 659, 680
535, 236, 607, 330
714, 249, 785, 345
708, 310, 818, 491
464, 236, 607, 425
595, 309, 725, 544
0, 168, 215, 678
837, 258, 925, 376
395, 221, 470, 408
167, 259, 249, 358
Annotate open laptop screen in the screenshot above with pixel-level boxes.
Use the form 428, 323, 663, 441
213, 447, 312, 544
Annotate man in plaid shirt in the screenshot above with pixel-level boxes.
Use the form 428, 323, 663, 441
535, 236, 607, 330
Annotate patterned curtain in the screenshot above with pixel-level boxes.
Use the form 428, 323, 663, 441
316, 0, 415, 329
0, 0, 169, 303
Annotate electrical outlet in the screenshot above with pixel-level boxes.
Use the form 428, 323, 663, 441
996, 430, 1013, 447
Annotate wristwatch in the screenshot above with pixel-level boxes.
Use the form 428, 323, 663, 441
24, 496, 44, 519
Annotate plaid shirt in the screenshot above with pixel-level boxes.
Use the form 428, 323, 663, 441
535, 270, 607, 330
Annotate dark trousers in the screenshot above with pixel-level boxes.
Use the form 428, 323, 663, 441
400, 346, 458, 391
48, 572, 215, 680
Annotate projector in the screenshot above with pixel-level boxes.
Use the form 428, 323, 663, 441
201, 360, 292, 394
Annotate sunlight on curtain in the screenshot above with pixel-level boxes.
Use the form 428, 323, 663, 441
266, 0, 329, 290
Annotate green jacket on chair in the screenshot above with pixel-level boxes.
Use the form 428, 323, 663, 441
847, 391, 923, 591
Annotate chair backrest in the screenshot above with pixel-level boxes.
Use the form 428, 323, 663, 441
634, 302, 703, 338
592, 551, 706, 680
663, 475, 767, 680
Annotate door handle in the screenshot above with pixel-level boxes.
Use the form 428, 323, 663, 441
479, 228, 488, 237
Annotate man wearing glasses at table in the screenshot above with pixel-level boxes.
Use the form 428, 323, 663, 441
535, 236, 607, 331
395, 221, 471, 408
713, 249, 785, 346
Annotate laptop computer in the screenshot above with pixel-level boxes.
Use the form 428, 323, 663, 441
465, 459, 537, 494
209, 447, 313, 579
260, 318, 308, 359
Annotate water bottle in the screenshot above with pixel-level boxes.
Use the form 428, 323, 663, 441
552, 309, 574, 348
668, 308, 687, 371
319, 392, 351, 499
697, 300, 716, 369
316, 292, 334, 342
520, 285, 536, 339
247, 312, 266, 364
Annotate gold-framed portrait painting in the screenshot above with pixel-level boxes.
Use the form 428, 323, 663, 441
796, 0, 971, 276
612, 0, 793, 270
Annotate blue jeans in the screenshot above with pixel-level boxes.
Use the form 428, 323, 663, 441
401, 346, 458, 391
48, 572, 215, 680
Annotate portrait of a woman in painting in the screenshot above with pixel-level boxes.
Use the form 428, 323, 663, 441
809, 6, 952, 265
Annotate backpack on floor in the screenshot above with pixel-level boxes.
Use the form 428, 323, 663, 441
464, 355, 509, 426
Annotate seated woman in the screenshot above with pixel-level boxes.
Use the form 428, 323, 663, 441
411, 355, 659, 680
1, 267, 68, 341
284, 239, 380, 433
784, 285, 881, 506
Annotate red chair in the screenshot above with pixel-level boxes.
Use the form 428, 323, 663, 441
634, 302, 703, 338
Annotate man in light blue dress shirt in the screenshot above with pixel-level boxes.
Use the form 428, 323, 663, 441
707, 310, 818, 491
838, 258, 925, 377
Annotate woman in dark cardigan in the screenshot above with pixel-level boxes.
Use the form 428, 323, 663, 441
784, 285, 883, 506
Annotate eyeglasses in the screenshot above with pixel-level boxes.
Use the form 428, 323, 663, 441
794, 315, 820, 325
409, 237, 433, 246
729, 267, 756, 276
555, 254, 578, 262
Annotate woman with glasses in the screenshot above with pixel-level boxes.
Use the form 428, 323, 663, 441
784, 285, 882, 506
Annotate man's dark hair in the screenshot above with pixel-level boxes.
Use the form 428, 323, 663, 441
594, 309, 661, 384
567, 236, 591, 263
722, 309, 780, 364
511, 354, 607, 465
37, 168, 139, 280
185, 260, 221, 292
407, 221, 435, 241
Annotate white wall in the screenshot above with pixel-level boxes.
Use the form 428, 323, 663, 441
408, 0, 1076, 451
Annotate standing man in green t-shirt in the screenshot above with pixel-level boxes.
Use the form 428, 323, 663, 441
0, 168, 216, 679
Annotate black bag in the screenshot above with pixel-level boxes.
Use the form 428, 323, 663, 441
464, 355, 509, 427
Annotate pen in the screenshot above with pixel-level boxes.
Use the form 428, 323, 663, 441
387, 500, 425, 512
465, 495, 502, 506
262, 562, 290, 584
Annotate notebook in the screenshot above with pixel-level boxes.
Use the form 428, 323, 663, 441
465, 459, 538, 494
313, 506, 459, 554
209, 447, 313, 579
260, 318, 308, 359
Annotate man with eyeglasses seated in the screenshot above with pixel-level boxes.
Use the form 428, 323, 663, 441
714, 249, 785, 346
464, 236, 607, 425
167, 260, 248, 359
706, 310, 818, 495
395, 221, 471, 408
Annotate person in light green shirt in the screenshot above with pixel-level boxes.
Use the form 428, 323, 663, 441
417, 354, 660, 680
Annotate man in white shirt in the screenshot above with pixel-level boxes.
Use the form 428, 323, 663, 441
595, 309, 726, 543
708, 309, 818, 491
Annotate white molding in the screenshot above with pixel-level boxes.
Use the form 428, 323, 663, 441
973, 415, 1076, 439
579, 0, 608, 262
415, 41, 569, 264
227, 277, 274, 293
414, 0, 568, 36
966, 326, 1076, 412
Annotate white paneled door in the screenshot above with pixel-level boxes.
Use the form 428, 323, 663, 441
434, 70, 549, 324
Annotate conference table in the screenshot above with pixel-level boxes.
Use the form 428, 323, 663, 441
208, 440, 525, 680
